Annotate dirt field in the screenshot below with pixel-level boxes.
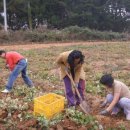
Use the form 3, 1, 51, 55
0, 41, 130, 130
0, 41, 127, 50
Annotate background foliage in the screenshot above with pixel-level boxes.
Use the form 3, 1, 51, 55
0, 0, 130, 32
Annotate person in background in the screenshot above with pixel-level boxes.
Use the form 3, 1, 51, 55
0, 50, 34, 93
100, 74, 130, 120
56, 50, 86, 107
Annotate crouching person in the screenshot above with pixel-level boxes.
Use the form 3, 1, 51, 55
0, 50, 34, 93
99, 74, 130, 120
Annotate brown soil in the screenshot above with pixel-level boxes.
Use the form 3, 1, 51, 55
0, 41, 125, 50
0, 41, 130, 130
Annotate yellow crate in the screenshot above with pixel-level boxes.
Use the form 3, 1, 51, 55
33, 93, 65, 119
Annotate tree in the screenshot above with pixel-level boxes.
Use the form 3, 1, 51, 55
0, 0, 130, 32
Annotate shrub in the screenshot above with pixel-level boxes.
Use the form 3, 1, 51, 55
0, 26, 128, 44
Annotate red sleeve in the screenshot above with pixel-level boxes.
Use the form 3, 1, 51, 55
6, 58, 15, 71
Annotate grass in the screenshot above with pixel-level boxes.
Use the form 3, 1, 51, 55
0, 41, 130, 129
0, 26, 128, 43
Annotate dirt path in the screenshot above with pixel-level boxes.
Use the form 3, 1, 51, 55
0, 41, 127, 50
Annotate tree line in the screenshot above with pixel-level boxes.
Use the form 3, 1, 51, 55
0, 0, 130, 32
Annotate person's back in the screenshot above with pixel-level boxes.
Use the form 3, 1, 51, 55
114, 80, 130, 99
6, 52, 24, 70
6, 51, 24, 61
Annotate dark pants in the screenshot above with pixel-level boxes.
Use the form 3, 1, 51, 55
63, 76, 85, 107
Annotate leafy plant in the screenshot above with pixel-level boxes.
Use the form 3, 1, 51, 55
49, 113, 64, 126
24, 113, 34, 120
118, 124, 126, 130
37, 115, 49, 129
66, 108, 102, 130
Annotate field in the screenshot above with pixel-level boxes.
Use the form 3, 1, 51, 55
0, 41, 130, 130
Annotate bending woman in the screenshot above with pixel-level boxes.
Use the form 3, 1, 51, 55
56, 50, 86, 107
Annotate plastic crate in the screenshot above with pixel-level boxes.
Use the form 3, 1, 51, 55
34, 93, 65, 119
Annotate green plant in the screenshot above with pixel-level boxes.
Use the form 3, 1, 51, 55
37, 115, 49, 129
53, 90, 64, 95
66, 108, 101, 130
49, 113, 64, 126
24, 113, 34, 120
118, 124, 126, 130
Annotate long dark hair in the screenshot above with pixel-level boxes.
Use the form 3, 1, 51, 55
67, 50, 85, 79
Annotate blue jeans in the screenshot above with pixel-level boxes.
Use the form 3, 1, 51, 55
6, 59, 33, 90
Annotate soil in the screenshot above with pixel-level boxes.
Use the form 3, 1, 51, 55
0, 41, 124, 50
0, 41, 130, 130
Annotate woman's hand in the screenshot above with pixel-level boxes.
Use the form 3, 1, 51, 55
106, 93, 120, 112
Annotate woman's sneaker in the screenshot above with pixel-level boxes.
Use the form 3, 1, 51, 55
1, 89, 10, 93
